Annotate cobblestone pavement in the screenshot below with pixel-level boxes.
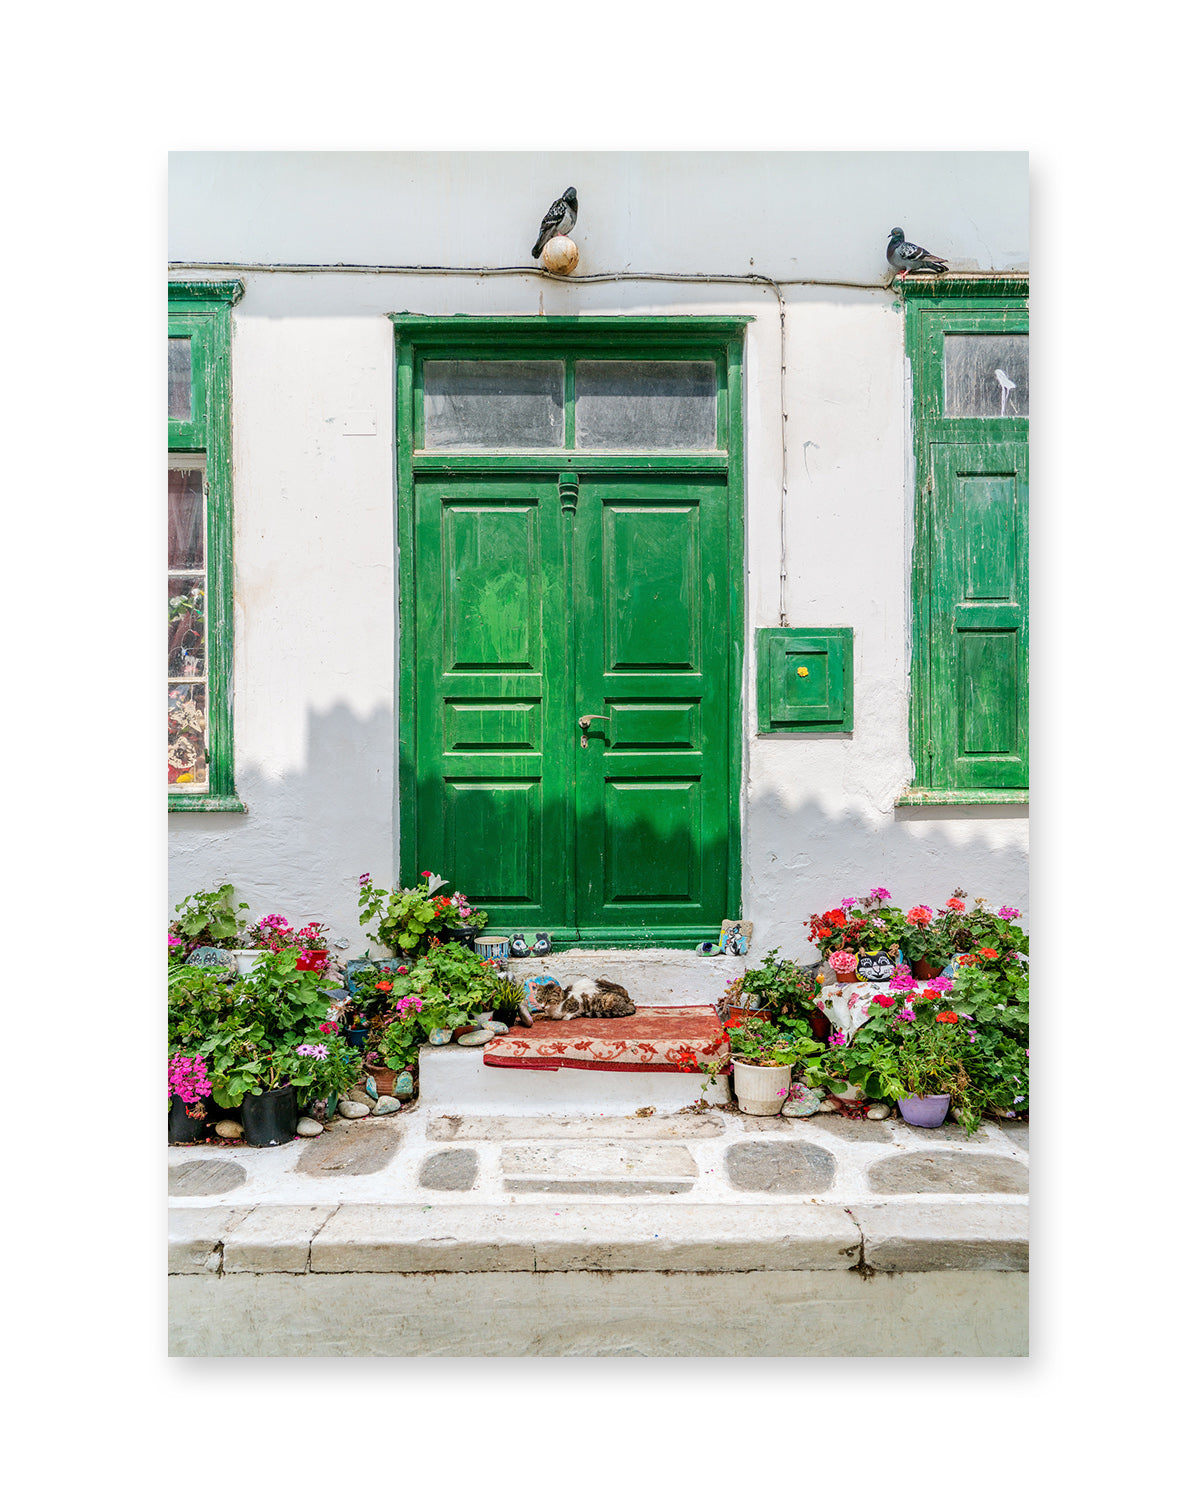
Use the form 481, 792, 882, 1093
168, 1103, 1028, 1210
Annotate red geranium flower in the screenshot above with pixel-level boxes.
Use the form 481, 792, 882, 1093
828, 910, 846, 929
375, 980, 393, 993
921, 988, 941, 1001
936, 1011, 959, 1024
873, 994, 896, 1008
946, 897, 966, 912
817, 926, 831, 939
979, 947, 998, 960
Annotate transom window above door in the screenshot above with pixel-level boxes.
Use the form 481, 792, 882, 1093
419, 357, 721, 451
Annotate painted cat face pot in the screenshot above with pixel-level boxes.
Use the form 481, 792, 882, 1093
856, 949, 896, 982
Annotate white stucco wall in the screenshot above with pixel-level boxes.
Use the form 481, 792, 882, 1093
167, 151, 1029, 954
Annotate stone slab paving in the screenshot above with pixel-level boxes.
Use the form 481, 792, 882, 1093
168, 1100, 1028, 1277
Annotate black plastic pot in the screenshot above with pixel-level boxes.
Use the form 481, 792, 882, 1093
444, 927, 477, 947
241, 1085, 298, 1147
169, 1094, 211, 1144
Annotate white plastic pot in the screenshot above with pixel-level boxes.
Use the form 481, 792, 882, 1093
233, 949, 268, 975
732, 1060, 793, 1116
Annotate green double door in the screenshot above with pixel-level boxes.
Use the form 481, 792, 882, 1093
413, 471, 734, 944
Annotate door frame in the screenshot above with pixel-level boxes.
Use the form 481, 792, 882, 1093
390, 314, 751, 941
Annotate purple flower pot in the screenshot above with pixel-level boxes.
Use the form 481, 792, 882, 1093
898, 1093, 951, 1128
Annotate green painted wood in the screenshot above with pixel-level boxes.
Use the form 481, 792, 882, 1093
395, 316, 748, 941
573, 478, 731, 932
168, 281, 244, 813
414, 477, 570, 928
906, 286, 1029, 801
755, 627, 853, 733
929, 443, 1028, 789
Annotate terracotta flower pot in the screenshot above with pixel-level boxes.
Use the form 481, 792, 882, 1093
726, 1002, 772, 1027
364, 1061, 399, 1096
912, 959, 942, 980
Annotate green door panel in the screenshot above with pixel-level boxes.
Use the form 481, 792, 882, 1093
573, 478, 730, 935
930, 444, 1028, 789
414, 478, 569, 928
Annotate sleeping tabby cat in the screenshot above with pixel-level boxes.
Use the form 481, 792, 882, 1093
533, 978, 636, 1020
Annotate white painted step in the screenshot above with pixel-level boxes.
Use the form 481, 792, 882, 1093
417, 1040, 731, 1116
507, 947, 745, 1009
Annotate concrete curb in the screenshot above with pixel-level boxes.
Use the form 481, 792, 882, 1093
169, 1199, 1028, 1276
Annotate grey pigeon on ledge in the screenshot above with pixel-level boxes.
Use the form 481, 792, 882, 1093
886, 227, 949, 280
532, 187, 578, 258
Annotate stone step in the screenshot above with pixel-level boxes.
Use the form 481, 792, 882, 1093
416, 1038, 730, 1116
507, 947, 745, 1009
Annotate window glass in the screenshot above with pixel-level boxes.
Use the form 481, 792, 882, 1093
168, 464, 207, 788
168, 683, 208, 790
168, 466, 205, 569
575, 360, 717, 449
944, 334, 1028, 417
423, 360, 565, 448
168, 337, 193, 421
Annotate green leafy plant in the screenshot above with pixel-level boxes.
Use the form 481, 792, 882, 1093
487, 976, 527, 1024
168, 962, 238, 1053
374, 994, 426, 1072
170, 882, 249, 953
404, 942, 498, 1018
727, 1015, 824, 1069
302, 1040, 362, 1105
738, 950, 823, 1019
357, 871, 459, 953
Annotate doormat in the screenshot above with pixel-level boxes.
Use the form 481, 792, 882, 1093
483, 1005, 730, 1074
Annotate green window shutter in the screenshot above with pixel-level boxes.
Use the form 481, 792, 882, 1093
929, 443, 1027, 788
904, 280, 1029, 801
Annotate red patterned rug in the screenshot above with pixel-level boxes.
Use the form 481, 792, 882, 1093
483, 1005, 730, 1074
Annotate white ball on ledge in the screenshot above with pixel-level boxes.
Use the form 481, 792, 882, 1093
541, 235, 579, 274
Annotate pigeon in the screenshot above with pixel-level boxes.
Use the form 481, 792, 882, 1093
886, 227, 949, 280
532, 187, 578, 259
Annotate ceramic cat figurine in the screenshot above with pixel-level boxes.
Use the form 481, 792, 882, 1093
533, 978, 636, 1020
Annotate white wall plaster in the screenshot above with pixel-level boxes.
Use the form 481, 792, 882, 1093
167, 152, 1029, 955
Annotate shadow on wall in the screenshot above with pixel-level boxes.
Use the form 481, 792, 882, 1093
168, 702, 1029, 959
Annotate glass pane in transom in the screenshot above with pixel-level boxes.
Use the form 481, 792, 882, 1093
168, 466, 205, 569
168, 683, 208, 790
944, 333, 1028, 418
423, 360, 565, 448
575, 360, 718, 449
168, 337, 193, 421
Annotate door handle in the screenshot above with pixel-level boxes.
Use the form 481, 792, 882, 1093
579, 714, 611, 748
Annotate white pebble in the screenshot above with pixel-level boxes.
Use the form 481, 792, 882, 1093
337, 1100, 370, 1119
296, 1118, 324, 1137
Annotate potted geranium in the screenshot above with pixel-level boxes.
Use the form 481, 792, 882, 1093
807, 889, 906, 973
294, 921, 332, 972
168, 1053, 214, 1143
357, 871, 459, 955
367, 992, 426, 1094
441, 892, 489, 947
897, 904, 954, 979
727, 1015, 824, 1116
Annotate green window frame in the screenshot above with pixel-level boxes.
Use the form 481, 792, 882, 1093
899, 276, 1029, 806
168, 280, 245, 812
